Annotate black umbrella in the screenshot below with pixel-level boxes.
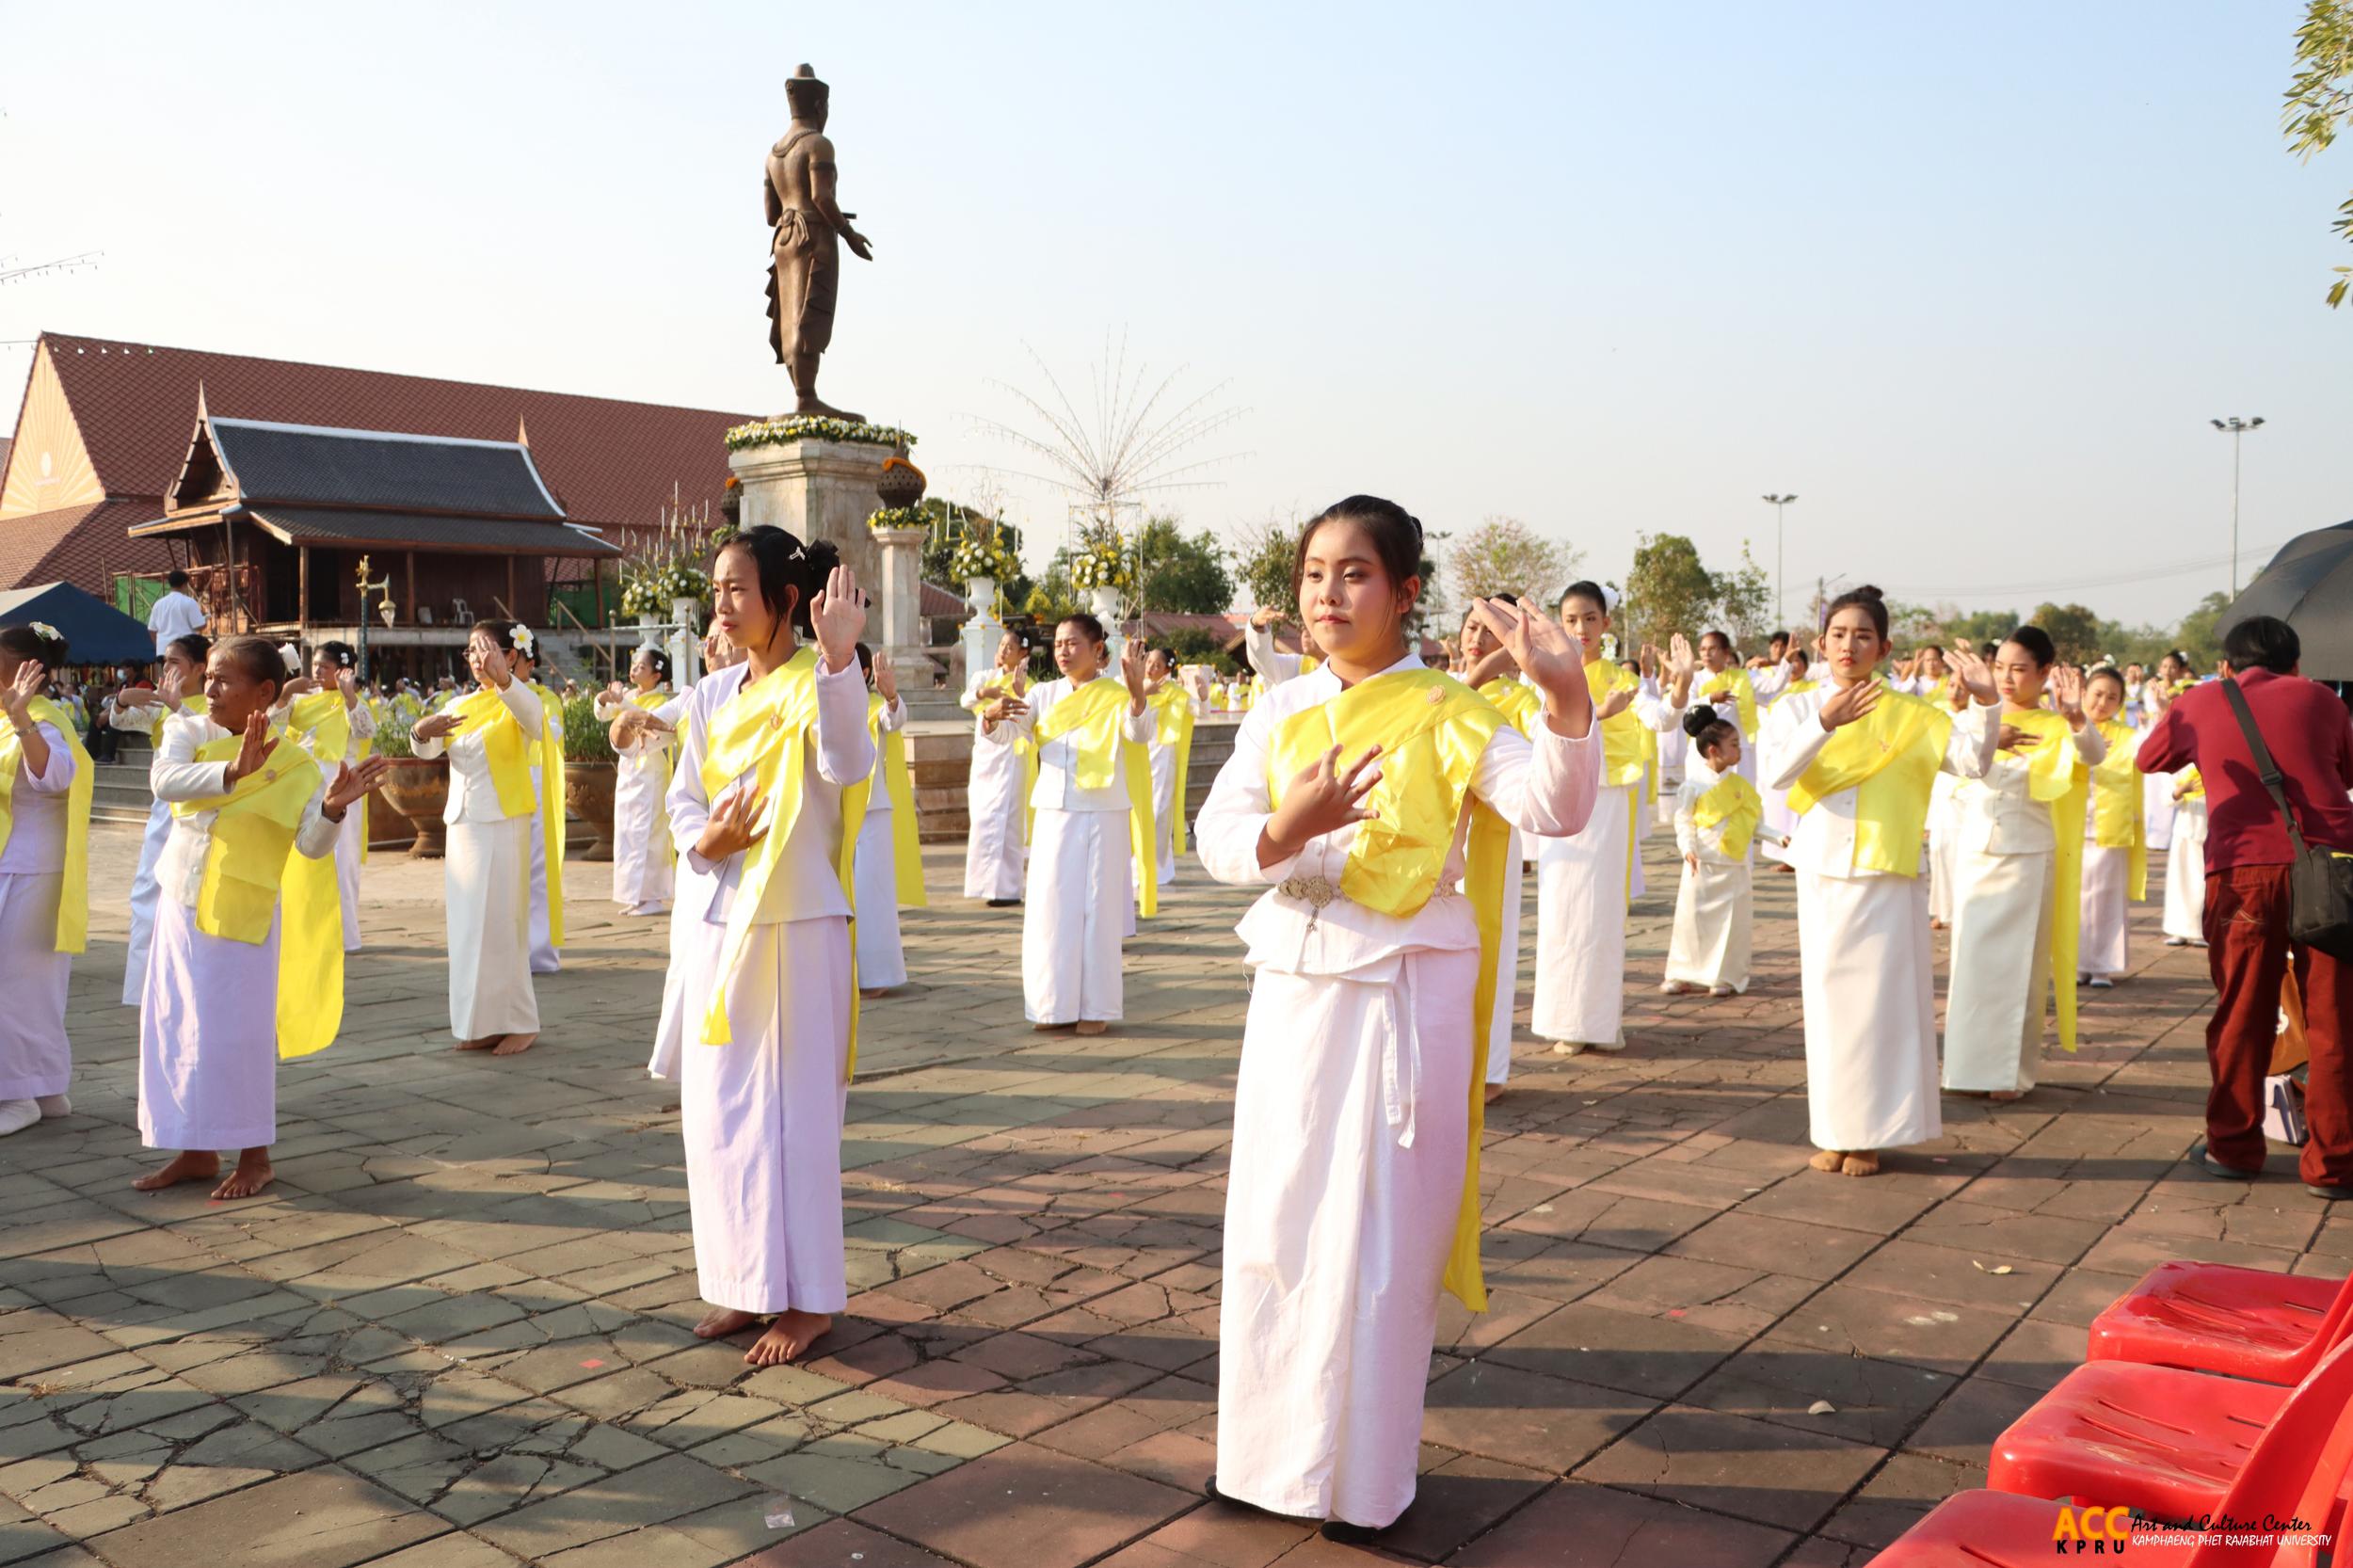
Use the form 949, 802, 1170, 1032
2216, 520, 2353, 682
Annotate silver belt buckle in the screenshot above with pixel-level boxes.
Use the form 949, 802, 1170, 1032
1280, 873, 1337, 909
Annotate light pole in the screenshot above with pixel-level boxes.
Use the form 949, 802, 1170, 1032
354, 555, 392, 683
2210, 417, 2265, 598
1762, 494, 1798, 631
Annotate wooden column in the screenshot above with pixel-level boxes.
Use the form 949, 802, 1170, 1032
297, 545, 311, 637
505, 556, 518, 622
404, 552, 417, 623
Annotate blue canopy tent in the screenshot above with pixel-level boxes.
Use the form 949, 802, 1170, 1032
0, 581, 158, 667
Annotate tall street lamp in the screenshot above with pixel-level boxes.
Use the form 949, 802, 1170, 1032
1762, 494, 1798, 631
2210, 417, 2265, 598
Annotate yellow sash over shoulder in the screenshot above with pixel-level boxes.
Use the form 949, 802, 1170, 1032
631, 689, 679, 871
868, 694, 927, 908
146, 694, 209, 748
697, 649, 871, 1067
285, 690, 352, 765
1589, 659, 1647, 789
1033, 677, 1157, 919
967, 675, 1040, 844
2091, 717, 2147, 902
1788, 687, 1953, 877
1268, 667, 1508, 1311
1476, 677, 1541, 737
1147, 682, 1197, 856
1693, 772, 1763, 860
449, 681, 564, 945
172, 735, 343, 1057
0, 696, 93, 952
1701, 668, 1760, 741
2006, 707, 2091, 1052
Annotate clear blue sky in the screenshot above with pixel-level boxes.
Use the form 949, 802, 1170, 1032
2, 0, 2345, 629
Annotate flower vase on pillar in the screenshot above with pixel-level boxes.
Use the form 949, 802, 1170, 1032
1089, 586, 1126, 670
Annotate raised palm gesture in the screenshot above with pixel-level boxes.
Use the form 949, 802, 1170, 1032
1467, 596, 1594, 735
1945, 643, 1998, 706
324, 755, 393, 815
1667, 632, 1698, 683
872, 649, 899, 705
1817, 678, 1883, 731
808, 564, 867, 673
1119, 637, 1148, 707
158, 662, 187, 711
1262, 743, 1383, 865
224, 710, 280, 787
2048, 664, 2086, 725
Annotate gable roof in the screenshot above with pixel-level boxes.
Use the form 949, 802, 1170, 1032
182, 418, 567, 519
39, 331, 753, 533
0, 500, 168, 591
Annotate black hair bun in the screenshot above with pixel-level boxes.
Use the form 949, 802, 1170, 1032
1851, 584, 1885, 601
1681, 706, 1718, 741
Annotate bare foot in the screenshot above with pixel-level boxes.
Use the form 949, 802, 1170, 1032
1482, 1081, 1507, 1104
490, 1033, 538, 1056
456, 1035, 504, 1051
1033, 1021, 1074, 1032
1808, 1149, 1847, 1174
744, 1309, 832, 1367
1075, 1019, 1109, 1036
859, 987, 890, 1000
134, 1150, 221, 1192
1929, 919, 1948, 931
212, 1148, 275, 1199
694, 1307, 761, 1340
1840, 1151, 1881, 1177
1988, 1090, 2024, 1103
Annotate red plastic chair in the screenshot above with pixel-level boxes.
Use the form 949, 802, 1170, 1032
1867, 1334, 2353, 1566
2089, 1259, 2353, 1384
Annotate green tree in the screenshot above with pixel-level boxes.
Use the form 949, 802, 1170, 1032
1711, 543, 1774, 650
1617, 533, 1714, 648
1130, 516, 1235, 615
2174, 590, 2233, 673
1233, 517, 1301, 612
2285, 0, 2353, 306
2028, 602, 2107, 665
1444, 516, 1575, 608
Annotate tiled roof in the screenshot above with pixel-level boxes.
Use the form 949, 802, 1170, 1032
920, 581, 968, 618
202, 419, 565, 519
0, 500, 170, 591
41, 332, 753, 531
225, 506, 621, 557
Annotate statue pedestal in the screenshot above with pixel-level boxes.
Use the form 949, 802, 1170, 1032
869, 523, 939, 682
959, 578, 1004, 696
728, 437, 889, 597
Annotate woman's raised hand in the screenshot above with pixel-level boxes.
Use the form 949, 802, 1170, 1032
158, 663, 187, 711
3, 659, 47, 724
873, 649, 899, 704
412, 712, 459, 744
1263, 744, 1383, 862
695, 784, 771, 863
2049, 664, 2086, 726
1469, 596, 1593, 732
224, 710, 279, 787
1946, 644, 1999, 706
809, 565, 868, 672
1667, 632, 1698, 682
324, 755, 392, 815
1817, 678, 1882, 731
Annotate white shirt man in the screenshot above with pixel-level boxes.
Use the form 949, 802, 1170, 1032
145, 584, 207, 655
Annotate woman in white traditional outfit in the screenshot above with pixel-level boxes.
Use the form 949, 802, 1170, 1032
1763, 588, 2000, 1177
851, 643, 921, 996
595, 647, 684, 916
1942, 629, 2104, 1100
278, 642, 376, 952
1664, 709, 1758, 997
1454, 605, 1545, 1099
1532, 584, 1689, 1057
134, 636, 384, 1199
1141, 647, 1197, 888
961, 630, 1030, 906
657, 530, 873, 1369
1242, 604, 1322, 688
2140, 652, 2191, 855
2077, 667, 2144, 988
1645, 643, 1689, 823
1754, 648, 1817, 867
410, 621, 552, 1056
0, 623, 89, 1139
982, 613, 1155, 1037
2162, 768, 2208, 947
113, 633, 215, 1004
1694, 631, 1762, 785
1196, 496, 1601, 1543
511, 639, 566, 975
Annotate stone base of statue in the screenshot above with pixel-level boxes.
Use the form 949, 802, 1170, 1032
728, 435, 937, 680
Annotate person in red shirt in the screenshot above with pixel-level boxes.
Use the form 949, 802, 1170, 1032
2137, 615, 2353, 1199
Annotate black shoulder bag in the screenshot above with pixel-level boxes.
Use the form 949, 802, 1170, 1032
2219, 677, 2353, 960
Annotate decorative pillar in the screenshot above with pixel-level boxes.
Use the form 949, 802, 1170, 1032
1089, 586, 1127, 672
727, 437, 891, 590
871, 523, 932, 672
959, 577, 1004, 695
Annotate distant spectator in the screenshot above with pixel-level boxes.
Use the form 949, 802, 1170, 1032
145, 570, 206, 656
2137, 615, 2353, 1200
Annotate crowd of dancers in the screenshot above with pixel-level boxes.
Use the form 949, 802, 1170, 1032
0, 497, 2212, 1542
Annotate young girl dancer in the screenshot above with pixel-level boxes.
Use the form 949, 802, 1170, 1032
2078, 667, 2144, 988
596, 648, 684, 916
1142, 648, 1196, 888
2162, 768, 2208, 948
1456, 603, 1542, 1098
1943, 628, 2104, 1099
1196, 495, 1601, 1542
410, 621, 554, 1056
852, 644, 923, 997
1664, 710, 1758, 997
656, 531, 872, 1368
961, 631, 1030, 905
0, 623, 89, 1138
115, 634, 214, 1004
1761, 588, 2000, 1176
983, 614, 1154, 1036
135, 636, 384, 1197
281, 642, 374, 952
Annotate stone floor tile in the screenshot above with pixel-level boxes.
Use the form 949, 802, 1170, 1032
1446, 1479, 1795, 1566
1575, 1405, 1885, 1533
86, 1467, 442, 1568
1481, 1301, 1747, 1400
854, 1442, 1193, 1568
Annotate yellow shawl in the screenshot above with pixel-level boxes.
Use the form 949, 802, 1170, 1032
2089, 716, 2147, 903
2003, 707, 2090, 1052
1146, 682, 1197, 856
1692, 772, 1763, 861
0, 696, 92, 952
1033, 677, 1157, 919
1700, 667, 1760, 741
629, 688, 678, 871
447, 681, 564, 945
1268, 667, 1507, 1311
868, 694, 927, 908
1788, 685, 1954, 877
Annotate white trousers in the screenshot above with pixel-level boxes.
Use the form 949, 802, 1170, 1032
1665, 856, 1753, 992
851, 807, 906, 989
0, 872, 72, 1100
964, 744, 1027, 901
527, 802, 559, 974
2164, 800, 2208, 942
1532, 783, 1632, 1046
1217, 949, 1475, 1530
138, 895, 276, 1150
1484, 828, 1526, 1085
1148, 745, 1178, 887
334, 800, 364, 952
447, 817, 540, 1040
121, 797, 172, 1006
1799, 869, 1942, 1151
680, 915, 853, 1315
1023, 808, 1130, 1024
2079, 843, 2131, 978
613, 757, 676, 913
1943, 847, 2055, 1094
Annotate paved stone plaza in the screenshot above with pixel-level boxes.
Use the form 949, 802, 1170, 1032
2, 821, 2345, 1568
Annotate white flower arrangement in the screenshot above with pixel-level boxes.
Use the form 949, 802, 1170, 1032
618, 562, 713, 617
725, 416, 915, 453
949, 526, 1021, 584
1067, 537, 1132, 592
866, 505, 928, 534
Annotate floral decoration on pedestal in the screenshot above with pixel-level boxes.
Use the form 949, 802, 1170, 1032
725, 416, 917, 453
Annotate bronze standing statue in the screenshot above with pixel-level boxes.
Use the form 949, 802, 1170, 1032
765, 63, 872, 421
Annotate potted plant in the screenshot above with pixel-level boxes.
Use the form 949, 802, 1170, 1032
370, 718, 450, 859
949, 520, 1022, 615
1068, 527, 1132, 622
561, 692, 618, 862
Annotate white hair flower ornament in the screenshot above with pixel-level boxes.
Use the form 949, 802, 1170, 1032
512, 626, 536, 656
28, 621, 61, 642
